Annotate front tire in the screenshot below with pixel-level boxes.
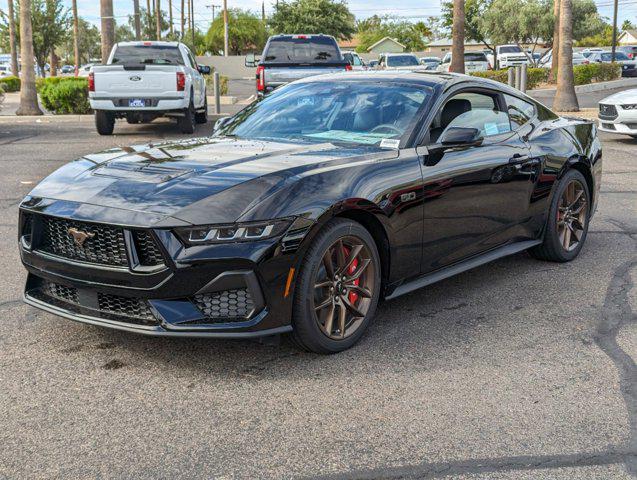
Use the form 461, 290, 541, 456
195, 95, 208, 124
529, 169, 590, 262
95, 110, 115, 135
178, 99, 196, 134
291, 218, 381, 354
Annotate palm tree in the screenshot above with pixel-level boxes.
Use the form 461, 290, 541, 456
553, 0, 579, 111
133, 0, 141, 40
100, 0, 115, 63
168, 0, 173, 36
549, 0, 560, 82
155, 0, 161, 39
72, 0, 80, 75
7, 0, 19, 77
180, 0, 185, 39
16, 0, 43, 115
450, 0, 465, 74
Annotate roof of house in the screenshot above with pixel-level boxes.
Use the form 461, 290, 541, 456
338, 35, 361, 49
619, 29, 637, 39
366, 37, 406, 52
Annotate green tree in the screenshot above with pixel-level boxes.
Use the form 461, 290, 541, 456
442, 0, 495, 51
182, 28, 206, 55
205, 9, 267, 55
1, 0, 70, 76
269, 0, 355, 40
356, 15, 430, 52
128, 7, 170, 40
479, 0, 552, 51
58, 17, 101, 64
622, 20, 636, 31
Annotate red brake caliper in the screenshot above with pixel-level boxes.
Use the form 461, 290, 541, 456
343, 246, 360, 304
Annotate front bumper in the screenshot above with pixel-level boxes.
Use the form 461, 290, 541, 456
598, 106, 637, 136
20, 203, 307, 338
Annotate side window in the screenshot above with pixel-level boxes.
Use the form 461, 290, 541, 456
430, 90, 511, 143
504, 94, 536, 128
184, 49, 197, 68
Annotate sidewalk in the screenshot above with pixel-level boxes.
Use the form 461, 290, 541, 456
0, 92, 249, 117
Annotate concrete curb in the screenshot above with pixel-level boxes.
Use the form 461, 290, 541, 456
529, 77, 637, 94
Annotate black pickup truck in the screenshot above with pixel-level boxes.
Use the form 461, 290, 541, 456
245, 34, 351, 95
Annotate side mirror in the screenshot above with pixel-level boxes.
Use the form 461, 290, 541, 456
198, 65, 211, 75
245, 53, 259, 67
439, 127, 483, 147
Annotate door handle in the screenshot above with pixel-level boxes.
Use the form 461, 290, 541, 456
508, 153, 529, 164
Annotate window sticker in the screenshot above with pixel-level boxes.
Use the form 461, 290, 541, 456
380, 138, 400, 149
297, 97, 315, 106
484, 122, 499, 136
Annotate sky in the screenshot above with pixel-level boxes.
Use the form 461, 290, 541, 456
0, 0, 636, 35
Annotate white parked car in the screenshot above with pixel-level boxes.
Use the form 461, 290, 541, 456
486, 45, 529, 69
598, 89, 637, 138
437, 51, 490, 73
0, 63, 12, 77
537, 49, 589, 68
78, 63, 95, 77
378, 53, 426, 70
89, 41, 210, 135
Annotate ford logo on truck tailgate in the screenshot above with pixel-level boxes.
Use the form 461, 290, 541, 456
129, 75, 142, 81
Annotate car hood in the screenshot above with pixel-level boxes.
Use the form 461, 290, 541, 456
27, 136, 393, 226
601, 88, 637, 104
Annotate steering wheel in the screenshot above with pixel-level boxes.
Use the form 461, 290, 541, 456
370, 124, 402, 135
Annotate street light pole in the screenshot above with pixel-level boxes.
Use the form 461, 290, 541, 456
223, 0, 228, 56
611, 0, 618, 62
206, 4, 220, 23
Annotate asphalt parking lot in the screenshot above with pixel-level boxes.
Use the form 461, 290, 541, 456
0, 117, 635, 479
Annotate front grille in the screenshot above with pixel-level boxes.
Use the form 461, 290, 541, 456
42, 281, 79, 304
32, 278, 158, 325
97, 292, 154, 320
599, 103, 618, 120
132, 231, 163, 266
191, 288, 254, 323
39, 216, 129, 266
626, 123, 637, 129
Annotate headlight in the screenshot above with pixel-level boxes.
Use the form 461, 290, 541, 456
622, 104, 637, 110
176, 218, 293, 245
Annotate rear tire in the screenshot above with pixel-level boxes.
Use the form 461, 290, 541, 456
291, 218, 381, 354
529, 169, 590, 262
195, 96, 208, 124
95, 110, 115, 135
178, 100, 196, 134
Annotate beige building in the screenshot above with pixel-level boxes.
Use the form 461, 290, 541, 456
425, 38, 546, 57
619, 30, 637, 45
366, 37, 406, 54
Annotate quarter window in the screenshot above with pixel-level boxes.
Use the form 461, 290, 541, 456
504, 94, 536, 128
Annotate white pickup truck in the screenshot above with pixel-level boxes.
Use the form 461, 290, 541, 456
89, 41, 210, 135
486, 45, 530, 69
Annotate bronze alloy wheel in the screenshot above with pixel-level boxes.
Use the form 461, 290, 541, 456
312, 236, 376, 340
557, 179, 588, 252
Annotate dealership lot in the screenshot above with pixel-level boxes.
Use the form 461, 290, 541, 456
0, 119, 635, 479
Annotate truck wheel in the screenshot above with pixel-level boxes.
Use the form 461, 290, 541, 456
95, 110, 115, 135
195, 97, 208, 124
178, 100, 196, 134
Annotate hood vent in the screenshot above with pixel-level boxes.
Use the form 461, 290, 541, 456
93, 162, 193, 183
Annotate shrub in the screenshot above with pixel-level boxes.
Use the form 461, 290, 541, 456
39, 78, 91, 114
205, 73, 229, 96
573, 62, 621, 85
0, 84, 4, 111
36, 76, 74, 91
470, 68, 549, 89
0, 76, 21, 92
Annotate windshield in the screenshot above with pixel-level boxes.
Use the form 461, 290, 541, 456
387, 55, 419, 67
263, 37, 341, 64
217, 81, 431, 147
110, 45, 185, 65
601, 52, 629, 61
465, 52, 488, 62
499, 46, 523, 54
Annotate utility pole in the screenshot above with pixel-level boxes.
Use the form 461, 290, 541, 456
611, 0, 618, 62
133, 0, 141, 40
190, 0, 195, 45
261, 1, 265, 22
146, 0, 152, 35
223, 0, 228, 56
100, 0, 115, 64
72, 0, 80, 74
206, 4, 220, 22
156, 0, 162, 40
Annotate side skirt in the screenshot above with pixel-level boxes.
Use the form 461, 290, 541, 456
384, 239, 542, 301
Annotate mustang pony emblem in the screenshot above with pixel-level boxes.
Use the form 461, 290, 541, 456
67, 227, 95, 246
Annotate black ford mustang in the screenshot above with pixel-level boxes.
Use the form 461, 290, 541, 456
19, 72, 602, 353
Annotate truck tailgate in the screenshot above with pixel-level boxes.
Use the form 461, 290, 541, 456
92, 65, 181, 97
264, 65, 346, 86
